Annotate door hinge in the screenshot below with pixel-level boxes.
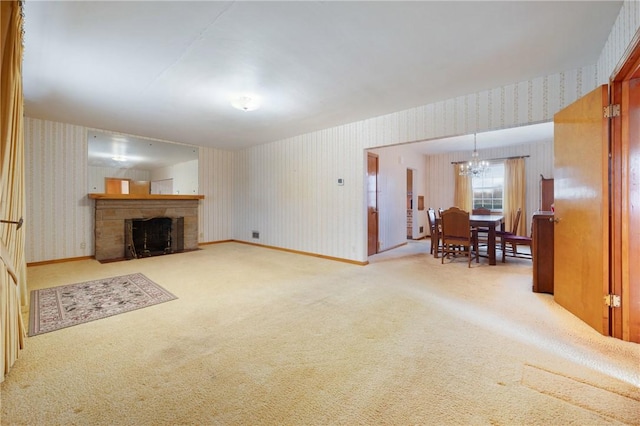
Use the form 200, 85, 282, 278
604, 104, 621, 118
604, 294, 621, 308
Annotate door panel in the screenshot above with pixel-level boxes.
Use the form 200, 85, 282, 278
622, 77, 640, 342
105, 178, 129, 194
553, 85, 610, 335
367, 153, 379, 256
130, 180, 150, 195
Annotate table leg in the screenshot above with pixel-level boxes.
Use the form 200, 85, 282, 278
488, 226, 496, 265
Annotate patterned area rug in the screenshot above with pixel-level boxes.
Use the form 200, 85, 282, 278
29, 273, 177, 336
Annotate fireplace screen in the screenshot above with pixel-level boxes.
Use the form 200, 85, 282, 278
125, 217, 184, 259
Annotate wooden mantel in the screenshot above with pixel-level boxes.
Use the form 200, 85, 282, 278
88, 193, 204, 200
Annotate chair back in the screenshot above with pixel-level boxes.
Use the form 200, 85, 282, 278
441, 207, 471, 241
510, 208, 522, 234
427, 208, 437, 232
472, 207, 491, 215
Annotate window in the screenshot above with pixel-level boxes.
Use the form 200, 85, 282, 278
472, 162, 504, 211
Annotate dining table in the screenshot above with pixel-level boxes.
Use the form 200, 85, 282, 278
435, 214, 505, 265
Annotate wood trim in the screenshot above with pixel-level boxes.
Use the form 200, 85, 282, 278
234, 240, 369, 266
88, 193, 204, 200
610, 30, 640, 343
611, 79, 624, 339
611, 26, 640, 82
26, 242, 368, 267
198, 240, 234, 246
610, 76, 640, 342
27, 256, 94, 267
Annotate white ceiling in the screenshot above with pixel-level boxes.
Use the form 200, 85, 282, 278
23, 1, 621, 152
405, 121, 554, 155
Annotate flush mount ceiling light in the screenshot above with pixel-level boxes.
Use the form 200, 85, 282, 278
111, 156, 127, 162
231, 95, 260, 112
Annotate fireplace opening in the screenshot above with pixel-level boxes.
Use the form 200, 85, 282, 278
124, 217, 184, 259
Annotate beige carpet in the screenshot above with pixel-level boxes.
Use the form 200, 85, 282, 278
2, 241, 639, 425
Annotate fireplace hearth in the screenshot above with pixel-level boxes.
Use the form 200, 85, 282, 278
125, 217, 184, 259
90, 194, 202, 262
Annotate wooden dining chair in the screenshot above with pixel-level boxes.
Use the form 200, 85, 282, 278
501, 216, 532, 262
497, 208, 522, 250
472, 207, 491, 248
427, 208, 442, 255
440, 207, 479, 267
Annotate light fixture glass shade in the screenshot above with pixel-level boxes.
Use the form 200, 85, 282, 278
231, 96, 260, 112
459, 134, 489, 177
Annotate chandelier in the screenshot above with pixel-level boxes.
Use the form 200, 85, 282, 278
459, 133, 489, 177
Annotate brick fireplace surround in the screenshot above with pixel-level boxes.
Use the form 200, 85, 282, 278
89, 194, 203, 262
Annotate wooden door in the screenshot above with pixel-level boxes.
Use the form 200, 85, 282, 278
553, 85, 610, 335
105, 177, 130, 194
367, 153, 379, 256
611, 70, 640, 343
624, 77, 640, 343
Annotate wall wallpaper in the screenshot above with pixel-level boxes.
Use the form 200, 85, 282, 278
24, 118, 235, 263
24, 3, 639, 263
24, 119, 91, 263
233, 132, 365, 260
597, 1, 640, 84
198, 146, 235, 244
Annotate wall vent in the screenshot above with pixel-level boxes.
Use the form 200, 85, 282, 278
252, 231, 260, 239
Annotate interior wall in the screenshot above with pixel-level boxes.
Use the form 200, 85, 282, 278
199, 146, 235, 244
20, 66, 599, 264
233, 130, 365, 261
22, 2, 640, 264
23, 117, 235, 263
233, 65, 596, 262
150, 159, 199, 195
24, 118, 92, 263
597, 1, 640, 85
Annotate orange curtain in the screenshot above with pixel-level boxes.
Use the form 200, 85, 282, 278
453, 164, 472, 212
1, 0, 26, 382
504, 158, 526, 235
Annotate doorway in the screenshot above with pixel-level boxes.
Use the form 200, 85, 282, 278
553, 32, 640, 343
367, 153, 379, 256
406, 169, 414, 239
609, 36, 640, 342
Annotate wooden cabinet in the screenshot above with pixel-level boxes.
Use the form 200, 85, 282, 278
532, 211, 554, 294
540, 175, 554, 211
